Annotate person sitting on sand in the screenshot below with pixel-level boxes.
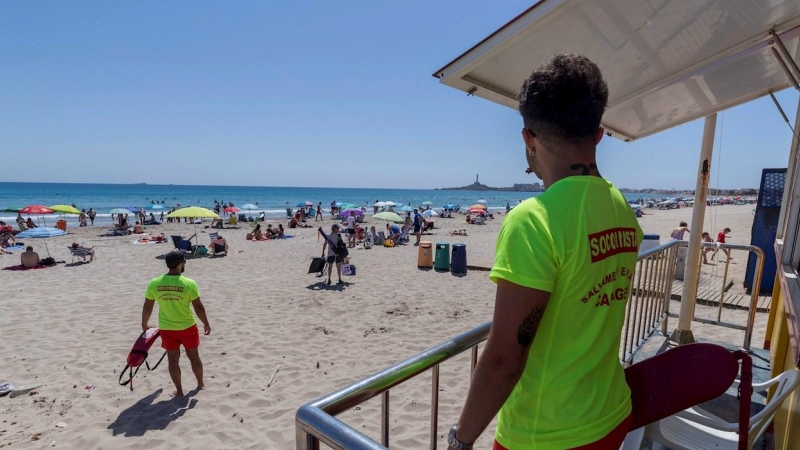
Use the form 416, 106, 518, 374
249, 224, 268, 241
25, 217, 37, 229
266, 224, 277, 238
465, 213, 472, 225
388, 224, 401, 245
370, 226, 379, 242
70, 242, 95, 262
0, 232, 15, 248
21, 246, 40, 268
277, 224, 285, 238
133, 222, 145, 234
209, 234, 228, 256
288, 217, 298, 228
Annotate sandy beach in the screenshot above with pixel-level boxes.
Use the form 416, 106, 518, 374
0, 203, 766, 449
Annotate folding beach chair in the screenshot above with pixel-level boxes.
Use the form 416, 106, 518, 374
68, 246, 94, 263
209, 232, 227, 256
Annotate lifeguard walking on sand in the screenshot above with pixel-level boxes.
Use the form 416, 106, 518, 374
142, 251, 211, 397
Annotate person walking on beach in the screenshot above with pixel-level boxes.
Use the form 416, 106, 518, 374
346, 211, 357, 248
447, 54, 642, 450
88, 208, 96, 226
141, 252, 211, 397
701, 232, 714, 264
413, 208, 423, 246
712, 227, 732, 261
79, 209, 88, 227
316, 202, 323, 222
670, 221, 690, 240
321, 224, 344, 285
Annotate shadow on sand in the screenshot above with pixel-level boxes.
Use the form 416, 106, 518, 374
108, 388, 199, 437
306, 281, 352, 292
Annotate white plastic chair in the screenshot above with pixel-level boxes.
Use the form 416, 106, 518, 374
645, 369, 800, 450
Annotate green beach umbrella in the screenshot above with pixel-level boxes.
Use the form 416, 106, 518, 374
2, 206, 23, 213
167, 206, 219, 219
49, 204, 81, 215
167, 207, 220, 246
109, 208, 131, 215
373, 211, 403, 223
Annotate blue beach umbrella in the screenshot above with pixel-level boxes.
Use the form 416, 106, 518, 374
398, 206, 414, 213
124, 206, 140, 213
297, 201, 313, 208
16, 227, 66, 257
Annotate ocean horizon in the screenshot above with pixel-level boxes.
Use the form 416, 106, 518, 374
0, 181, 655, 227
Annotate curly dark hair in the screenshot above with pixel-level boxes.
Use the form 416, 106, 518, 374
519, 54, 608, 151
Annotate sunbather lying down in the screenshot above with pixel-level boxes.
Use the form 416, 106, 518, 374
450, 230, 468, 236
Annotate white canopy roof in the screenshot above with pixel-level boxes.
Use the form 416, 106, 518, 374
434, 0, 800, 142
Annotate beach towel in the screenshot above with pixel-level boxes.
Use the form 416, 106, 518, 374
3, 264, 48, 271
2, 245, 23, 252
119, 328, 166, 391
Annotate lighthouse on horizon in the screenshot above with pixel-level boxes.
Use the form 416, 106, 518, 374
472, 174, 480, 186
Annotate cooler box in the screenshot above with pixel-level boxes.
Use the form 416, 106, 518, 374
435, 242, 450, 271
56, 220, 67, 231
451, 244, 467, 275
417, 241, 433, 268
639, 234, 660, 253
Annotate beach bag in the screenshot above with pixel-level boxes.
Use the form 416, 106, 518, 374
41, 257, 56, 266
118, 328, 166, 391
384, 240, 395, 248
308, 257, 326, 274
343, 264, 356, 276
335, 235, 349, 258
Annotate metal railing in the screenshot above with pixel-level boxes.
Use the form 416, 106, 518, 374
295, 240, 760, 449
671, 241, 765, 351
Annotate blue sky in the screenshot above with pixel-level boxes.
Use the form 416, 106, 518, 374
1, 1, 797, 190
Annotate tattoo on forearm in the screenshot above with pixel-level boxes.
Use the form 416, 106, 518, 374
517, 307, 545, 347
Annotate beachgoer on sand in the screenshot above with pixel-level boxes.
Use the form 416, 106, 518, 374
670, 221, 690, 240
141, 251, 211, 397
712, 227, 732, 261
321, 224, 344, 285
413, 209, 423, 246
88, 208, 96, 226
21, 246, 40, 268
448, 54, 642, 450
346, 211, 357, 248
701, 232, 714, 264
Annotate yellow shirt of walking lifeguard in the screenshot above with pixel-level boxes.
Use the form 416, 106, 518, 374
490, 176, 643, 449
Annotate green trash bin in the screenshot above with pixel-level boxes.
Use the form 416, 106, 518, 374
435, 242, 450, 272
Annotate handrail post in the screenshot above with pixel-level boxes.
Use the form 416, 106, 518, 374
430, 365, 440, 449
381, 390, 390, 447
717, 252, 732, 321
743, 247, 765, 350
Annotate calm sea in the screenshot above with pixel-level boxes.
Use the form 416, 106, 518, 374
0, 182, 651, 227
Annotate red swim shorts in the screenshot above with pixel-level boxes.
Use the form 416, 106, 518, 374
160, 325, 200, 351
493, 415, 632, 450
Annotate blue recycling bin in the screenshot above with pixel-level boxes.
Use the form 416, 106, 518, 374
435, 242, 451, 271
451, 243, 467, 275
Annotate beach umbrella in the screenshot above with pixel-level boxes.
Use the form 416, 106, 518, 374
444, 203, 455, 210
241, 204, 258, 210
49, 205, 80, 215
297, 201, 313, 207
223, 206, 240, 213
422, 209, 439, 218
167, 207, 220, 245
20, 205, 54, 227
384, 201, 396, 206
150, 205, 165, 210
468, 208, 486, 214
20, 205, 54, 215
16, 227, 66, 257
109, 208, 131, 215
476, 199, 488, 204
124, 207, 140, 213
421, 201, 433, 205
374, 201, 387, 207
167, 206, 218, 219
398, 206, 414, 213
373, 211, 403, 223
339, 208, 363, 217
469, 204, 487, 210
2, 206, 23, 213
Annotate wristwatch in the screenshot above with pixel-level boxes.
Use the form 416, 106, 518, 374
448, 425, 473, 450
